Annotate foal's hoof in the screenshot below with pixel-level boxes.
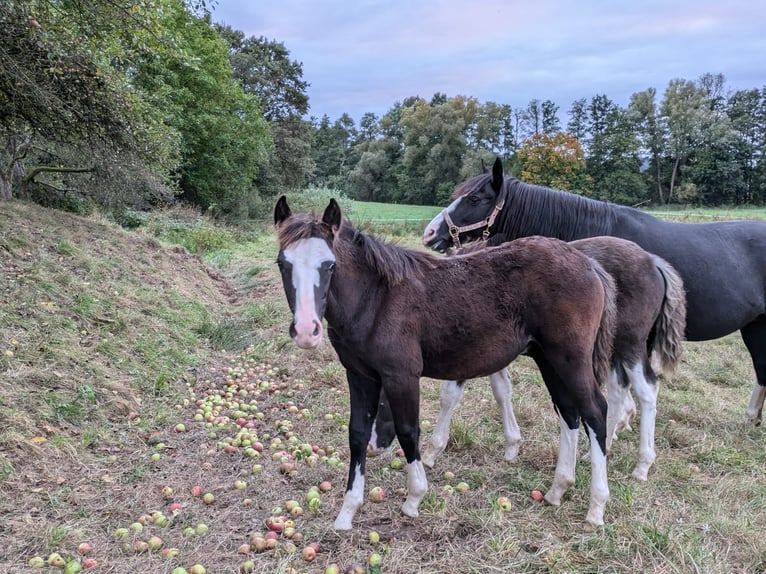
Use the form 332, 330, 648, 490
401, 500, 420, 518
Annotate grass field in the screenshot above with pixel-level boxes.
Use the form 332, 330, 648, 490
1, 198, 765, 574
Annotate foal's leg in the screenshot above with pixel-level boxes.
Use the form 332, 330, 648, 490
742, 319, 766, 424
489, 368, 522, 462
617, 390, 637, 434
627, 360, 659, 481
545, 411, 580, 507
422, 380, 465, 468
605, 366, 627, 451
384, 378, 428, 519
334, 370, 381, 530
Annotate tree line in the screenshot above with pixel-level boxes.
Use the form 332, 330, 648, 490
2, 1, 765, 222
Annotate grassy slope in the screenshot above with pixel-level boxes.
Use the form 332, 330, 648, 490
0, 200, 765, 574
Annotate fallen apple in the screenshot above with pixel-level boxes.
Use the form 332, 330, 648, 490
77, 542, 93, 555
368, 530, 380, 544
497, 496, 513, 511
531, 489, 544, 502
301, 546, 316, 562
368, 486, 385, 502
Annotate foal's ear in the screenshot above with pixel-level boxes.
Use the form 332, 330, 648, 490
274, 195, 292, 227
322, 198, 342, 231
491, 157, 504, 191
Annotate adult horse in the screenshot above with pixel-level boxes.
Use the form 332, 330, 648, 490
422, 157, 766, 424
372, 235, 686, 481
274, 196, 617, 528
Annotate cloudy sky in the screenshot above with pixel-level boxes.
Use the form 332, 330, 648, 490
211, 0, 766, 123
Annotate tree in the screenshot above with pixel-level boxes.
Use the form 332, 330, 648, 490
660, 79, 707, 203
629, 88, 668, 204
218, 28, 309, 121
0, 0, 178, 205
541, 100, 561, 134
133, 5, 269, 216
567, 98, 589, 143
516, 132, 591, 193
218, 26, 312, 198
397, 98, 467, 205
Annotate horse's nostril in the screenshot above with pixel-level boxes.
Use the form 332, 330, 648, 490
312, 320, 321, 337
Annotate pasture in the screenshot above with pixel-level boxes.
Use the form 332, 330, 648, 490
0, 198, 765, 573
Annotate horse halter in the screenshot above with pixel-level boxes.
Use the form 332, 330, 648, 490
441, 197, 505, 249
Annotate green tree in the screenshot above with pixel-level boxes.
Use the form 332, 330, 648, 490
628, 88, 669, 204
541, 100, 561, 134
217, 27, 312, 198
397, 98, 467, 205
0, 0, 179, 207
133, 4, 269, 216
727, 88, 766, 203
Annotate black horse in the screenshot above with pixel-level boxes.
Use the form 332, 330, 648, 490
274, 196, 617, 529
423, 157, 766, 423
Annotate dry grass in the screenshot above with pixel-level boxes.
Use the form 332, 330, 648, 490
1, 201, 765, 574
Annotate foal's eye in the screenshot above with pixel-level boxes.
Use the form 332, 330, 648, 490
327, 263, 335, 272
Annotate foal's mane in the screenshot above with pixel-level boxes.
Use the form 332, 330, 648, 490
279, 211, 436, 286
454, 174, 617, 241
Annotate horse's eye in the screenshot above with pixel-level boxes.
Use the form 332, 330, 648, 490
328, 263, 335, 272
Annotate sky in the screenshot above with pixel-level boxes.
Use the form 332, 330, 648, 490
210, 0, 766, 124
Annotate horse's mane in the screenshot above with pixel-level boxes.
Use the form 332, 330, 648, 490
277, 212, 333, 250
336, 223, 436, 286
455, 175, 617, 241
278, 211, 436, 286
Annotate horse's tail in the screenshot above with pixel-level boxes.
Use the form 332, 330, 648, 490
591, 261, 618, 386
650, 255, 687, 377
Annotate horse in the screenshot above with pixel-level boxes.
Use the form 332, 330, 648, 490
371, 235, 686, 481
422, 157, 766, 424
274, 195, 618, 528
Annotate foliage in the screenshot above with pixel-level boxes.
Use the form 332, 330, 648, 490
219, 27, 313, 199
517, 132, 592, 193
0, 0, 180, 207
131, 3, 269, 217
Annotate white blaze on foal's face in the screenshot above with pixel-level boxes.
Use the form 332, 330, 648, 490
281, 237, 335, 349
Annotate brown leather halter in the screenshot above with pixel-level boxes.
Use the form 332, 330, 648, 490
441, 197, 505, 249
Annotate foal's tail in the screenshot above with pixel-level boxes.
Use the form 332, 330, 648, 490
650, 256, 687, 377
591, 261, 618, 386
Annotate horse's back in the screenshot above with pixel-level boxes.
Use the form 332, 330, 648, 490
613, 211, 766, 339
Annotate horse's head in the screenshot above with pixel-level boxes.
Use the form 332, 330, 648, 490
423, 157, 505, 253
274, 196, 340, 349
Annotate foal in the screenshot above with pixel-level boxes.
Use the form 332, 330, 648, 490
373, 235, 686, 481
275, 196, 617, 528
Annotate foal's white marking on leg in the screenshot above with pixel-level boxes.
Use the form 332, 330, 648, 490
619, 391, 637, 433
544, 414, 578, 507
401, 460, 428, 518
584, 426, 609, 527
628, 362, 658, 481
745, 382, 766, 423
605, 368, 626, 452
334, 464, 364, 530
489, 369, 522, 462
422, 381, 464, 467
367, 421, 386, 456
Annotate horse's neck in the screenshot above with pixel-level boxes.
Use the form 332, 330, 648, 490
501, 180, 613, 241
325, 248, 377, 329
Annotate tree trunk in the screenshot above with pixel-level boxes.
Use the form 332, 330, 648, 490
668, 157, 680, 203
1, 132, 32, 200
653, 152, 665, 205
